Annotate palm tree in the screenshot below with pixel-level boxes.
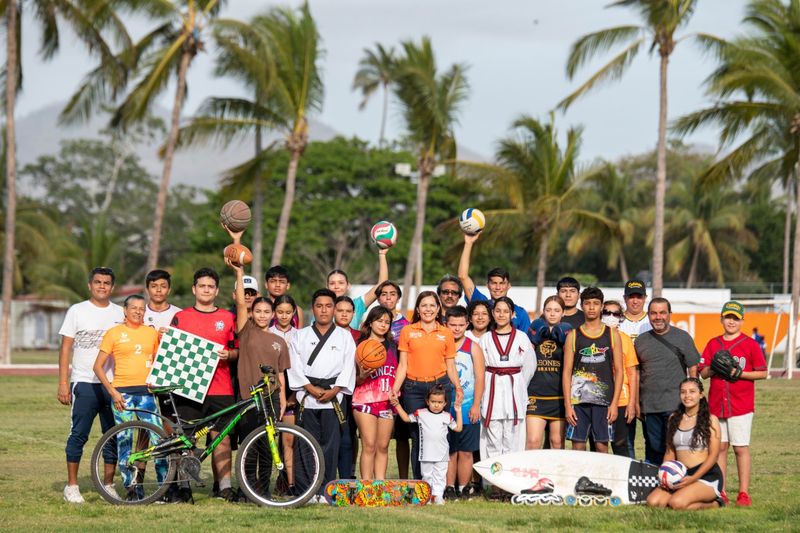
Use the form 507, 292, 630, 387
393, 37, 469, 312
671, 0, 800, 355
460, 114, 601, 313
663, 172, 756, 287
567, 163, 650, 281
1, 0, 123, 363
558, 0, 709, 297
352, 43, 396, 147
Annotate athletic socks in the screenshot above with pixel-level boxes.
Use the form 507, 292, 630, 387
219, 477, 232, 491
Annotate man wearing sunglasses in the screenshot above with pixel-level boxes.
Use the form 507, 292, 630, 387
436, 275, 464, 320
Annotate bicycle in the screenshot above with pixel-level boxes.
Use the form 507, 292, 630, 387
90, 365, 324, 507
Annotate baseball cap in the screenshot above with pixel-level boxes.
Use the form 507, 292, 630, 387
721, 300, 744, 319
235, 275, 259, 292
624, 280, 646, 296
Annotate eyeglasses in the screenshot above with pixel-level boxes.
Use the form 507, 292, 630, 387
439, 290, 461, 296
602, 310, 623, 318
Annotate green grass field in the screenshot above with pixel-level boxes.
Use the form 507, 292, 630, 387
1, 376, 798, 532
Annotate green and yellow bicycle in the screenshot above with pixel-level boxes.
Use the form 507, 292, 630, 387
90, 365, 324, 507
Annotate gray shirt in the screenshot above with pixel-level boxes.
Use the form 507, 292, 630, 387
634, 327, 700, 414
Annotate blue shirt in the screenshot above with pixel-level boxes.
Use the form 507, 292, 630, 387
467, 287, 531, 333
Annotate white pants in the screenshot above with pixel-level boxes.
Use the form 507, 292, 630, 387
420, 460, 449, 500
480, 419, 525, 461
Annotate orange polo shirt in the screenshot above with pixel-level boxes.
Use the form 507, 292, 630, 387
398, 321, 456, 380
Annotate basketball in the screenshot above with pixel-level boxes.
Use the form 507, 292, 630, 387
223, 243, 253, 266
658, 460, 687, 490
370, 221, 397, 249
220, 200, 252, 232
356, 339, 387, 370
459, 208, 486, 235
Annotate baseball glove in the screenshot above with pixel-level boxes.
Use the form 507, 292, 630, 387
710, 350, 742, 382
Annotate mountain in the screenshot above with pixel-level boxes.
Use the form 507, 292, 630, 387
15, 101, 341, 191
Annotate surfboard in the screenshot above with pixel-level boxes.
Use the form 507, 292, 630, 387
473, 449, 659, 504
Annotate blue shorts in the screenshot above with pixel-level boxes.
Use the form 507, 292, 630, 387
448, 423, 480, 453
566, 403, 614, 443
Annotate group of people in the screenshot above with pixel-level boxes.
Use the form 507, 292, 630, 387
57, 230, 767, 508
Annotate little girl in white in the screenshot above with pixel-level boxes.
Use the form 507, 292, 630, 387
392, 384, 463, 504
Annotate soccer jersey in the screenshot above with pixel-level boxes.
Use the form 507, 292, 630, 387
288, 325, 356, 410
170, 307, 236, 396
408, 408, 457, 462
59, 300, 124, 383
100, 322, 160, 388
449, 337, 478, 424
352, 340, 398, 405
144, 303, 181, 331
699, 333, 767, 418
528, 323, 568, 398
467, 287, 531, 332
619, 313, 651, 341
570, 325, 615, 406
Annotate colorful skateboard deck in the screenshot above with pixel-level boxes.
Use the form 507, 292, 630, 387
324, 479, 431, 507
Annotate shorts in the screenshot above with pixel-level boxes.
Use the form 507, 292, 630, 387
526, 396, 565, 420
353, 400, 395, 420
173, 394, 236, 423
448, 423, 480, 453
719, 412, 753, 446
686, 463, 724, 501
566, 403, 613, 443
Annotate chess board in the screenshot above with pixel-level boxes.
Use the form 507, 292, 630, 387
146, 327, 222, 403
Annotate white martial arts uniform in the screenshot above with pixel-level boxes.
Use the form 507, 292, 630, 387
478, 329, 536, 460
408, 408, 458, 502
287, 325, 356, 409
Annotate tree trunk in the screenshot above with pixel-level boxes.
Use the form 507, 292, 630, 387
789, 161, 800, 372
146, 48, 191, 272
652, 52, 669, 297
0, 0, 18, 364
686, 242, 701, 289
784, 175, 793, 294
619, 248, 629, 283
379, 82, 389, 148
271, 121, 307, 266
251, 126, 264, 281
401, 160, 432, 313
535, 232, 549, 315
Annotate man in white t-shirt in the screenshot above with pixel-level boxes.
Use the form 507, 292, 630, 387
143, 269, 181, 332
57, 267, 124, 504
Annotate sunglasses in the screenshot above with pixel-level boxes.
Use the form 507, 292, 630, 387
602, 310, 623, 318
439, 290, 461, 297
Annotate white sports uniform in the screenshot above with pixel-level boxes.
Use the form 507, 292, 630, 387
619, 314, 651, 341
408, 408, 458, 502
478, 329, 536, 461
144, 303, 181, 331
287, 325, 356, 409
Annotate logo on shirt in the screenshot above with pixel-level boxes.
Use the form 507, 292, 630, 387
272, 342, 281, 352
436, 334, 446, 342
579, 343, 609, 363
119, 332, 129, 343
410, 332, 423, 339
215, 321, 225, 331
540, 340, 557, 358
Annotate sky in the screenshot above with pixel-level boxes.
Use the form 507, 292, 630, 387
11, 0, 749, 162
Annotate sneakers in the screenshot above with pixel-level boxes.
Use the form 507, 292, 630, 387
460, 483, 481, 500
720, 490, 730, 506
736, 491, 752, 506
103, 483, 118, 499
443, 486, 460, 500
574, 476, 611, 496
309, 494, 327, 504
522, 478, 554, 495
63, 485, 85, 504
216, 487, 238, 502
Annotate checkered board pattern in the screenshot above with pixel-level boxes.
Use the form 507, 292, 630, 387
146, 327, 222, 403
627, 460, 660, 502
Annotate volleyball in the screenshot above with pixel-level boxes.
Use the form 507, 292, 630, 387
370, 221, 397, 249
658, 460, 687, 490
459, 208, 486, 235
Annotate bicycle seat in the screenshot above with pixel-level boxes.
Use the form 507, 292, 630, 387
259, 364, 275, 374
148, 384, 183, 394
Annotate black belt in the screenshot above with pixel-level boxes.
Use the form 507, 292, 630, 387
297, 376, 345, 425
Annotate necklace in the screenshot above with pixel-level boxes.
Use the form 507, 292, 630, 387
683, 412, 697, 418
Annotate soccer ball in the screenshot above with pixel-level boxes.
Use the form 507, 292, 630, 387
370, 221, 397, 249
459, 208, 486, 235
658, 460, 687, 490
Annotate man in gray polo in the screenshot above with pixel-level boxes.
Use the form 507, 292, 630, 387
634, 297, 699, 465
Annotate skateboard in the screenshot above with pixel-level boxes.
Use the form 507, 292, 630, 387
324, 479, 431, 507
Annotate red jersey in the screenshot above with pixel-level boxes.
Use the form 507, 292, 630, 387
171, 307, 236, 396
699, 333, 766, 418
347, 327, 361, 343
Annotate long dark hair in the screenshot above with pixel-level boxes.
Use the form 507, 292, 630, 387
359, 306, 394, 345
666, 377, 711, 452
411, 291, 442, 323
467, 300, 494, 331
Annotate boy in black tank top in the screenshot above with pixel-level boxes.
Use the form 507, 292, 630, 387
562, 287, 624, 453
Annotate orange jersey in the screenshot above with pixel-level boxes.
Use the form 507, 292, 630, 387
100, 323, 160, 388
617, 331, 639, 407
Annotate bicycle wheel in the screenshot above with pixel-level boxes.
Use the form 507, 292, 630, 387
90, 420, 177, 505
237, 422, 324, 508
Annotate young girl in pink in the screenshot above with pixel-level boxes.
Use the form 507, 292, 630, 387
352, 306, 398, 479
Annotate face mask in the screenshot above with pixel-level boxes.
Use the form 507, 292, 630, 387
601, 315, 620, 329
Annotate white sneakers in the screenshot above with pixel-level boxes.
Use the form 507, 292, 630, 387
308, 494, 326, 504
103, 483, 118, 499
63, 484, 85, 504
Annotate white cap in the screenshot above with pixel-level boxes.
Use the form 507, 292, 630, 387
235, 275, 259, 292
